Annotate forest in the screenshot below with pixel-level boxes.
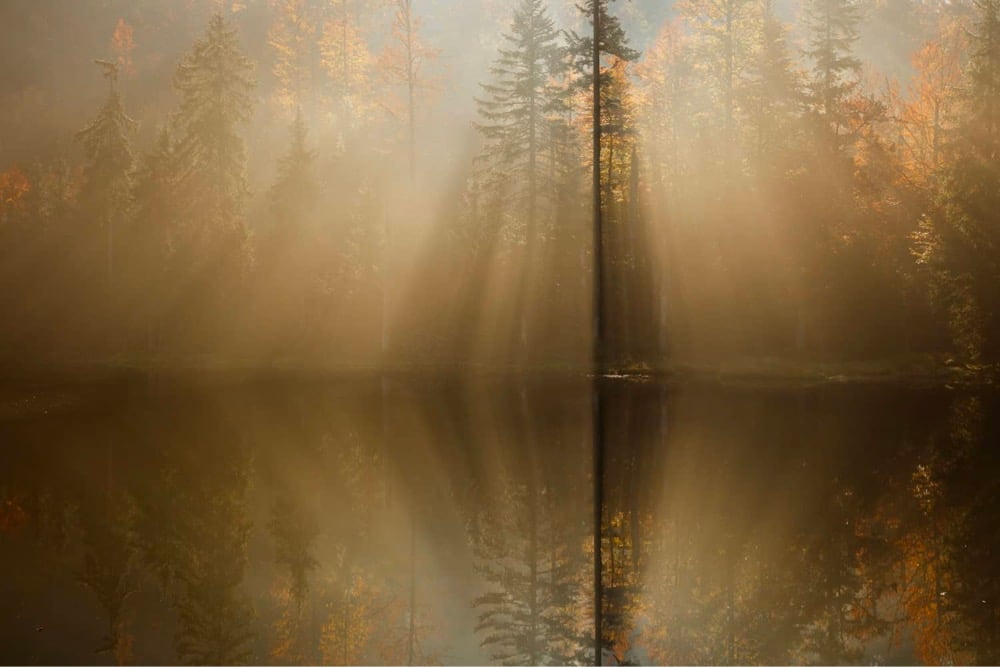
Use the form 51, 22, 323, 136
3, 2, 1000, 664
1, 0, 998, 373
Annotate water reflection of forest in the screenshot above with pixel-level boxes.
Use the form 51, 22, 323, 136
1, 377, 998, 665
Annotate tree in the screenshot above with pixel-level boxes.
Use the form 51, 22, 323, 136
966, 0, 1000, 150
172, 12, 255, 266
268, 494, 320, 663
271, 110, 319, 235
319, 0, 379, 143
474, 0, 564, 359
567, 0, 639, 365
803, 0, 863, 151
914, 0, 1000, 361
677, 0, 760, 160
77, 60, 135, 285
133, 436, 256, 665
77, 490, 136, 665
268, 0, 323, 116
128, 127, 178, 351
110, 18, 136, 77
0, 166, 30, 226
470, 440, 588, 665
743, 3, 802, 168
381, 0, 438, 181
888, 18, 966, 191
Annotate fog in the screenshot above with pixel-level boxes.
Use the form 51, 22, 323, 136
2, 0, 996, 373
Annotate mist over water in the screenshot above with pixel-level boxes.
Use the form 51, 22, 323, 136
3, 0, 1000, 665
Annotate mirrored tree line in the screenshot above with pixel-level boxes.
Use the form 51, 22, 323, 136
2, 381, 999, 664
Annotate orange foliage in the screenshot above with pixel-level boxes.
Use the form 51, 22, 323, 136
889, 18, 967, 188
110, 18, 136, 76
0, 166, 30, 219
0, 494, 29, 534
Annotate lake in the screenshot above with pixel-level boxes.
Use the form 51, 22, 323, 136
1, 373, 998, 665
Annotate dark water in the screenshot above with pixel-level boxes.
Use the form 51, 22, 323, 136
1, 374, 998, 665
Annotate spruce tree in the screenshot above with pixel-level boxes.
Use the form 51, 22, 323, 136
173, 13, 255, 259
476, 0, 562, 234
271, 110, 319, 231
966, 0, 1000, 152
77, 60, 136, 285
472, 478, 585, 665
567, 0, 639, 72
803, 0, 862, 150
129, 128, 178, 351
474, 0, 564, 359
262, 110, 321, 351
743, 3, 801, 167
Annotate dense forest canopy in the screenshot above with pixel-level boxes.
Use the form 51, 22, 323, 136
1, 0, 998, 371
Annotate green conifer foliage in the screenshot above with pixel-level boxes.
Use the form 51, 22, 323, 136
77, 61, 136, 284
173, 13, 255, 254
803, 0, 862, 149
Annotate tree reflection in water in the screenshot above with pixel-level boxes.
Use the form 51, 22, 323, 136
0, 376, 998, 665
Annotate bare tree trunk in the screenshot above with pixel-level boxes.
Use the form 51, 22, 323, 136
407, 507, 416, 664
592, 5, 605, 662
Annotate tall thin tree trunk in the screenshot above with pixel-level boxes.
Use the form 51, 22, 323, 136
592, 5, 605, 663
407, 506, 416, 664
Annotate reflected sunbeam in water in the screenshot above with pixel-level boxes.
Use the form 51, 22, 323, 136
0, 375, 999, 665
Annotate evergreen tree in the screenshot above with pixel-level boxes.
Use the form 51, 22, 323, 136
76, 490, 136, 663
475, 0, 562, 234
261, 110, 321, 352
129, 127, 178, 351
173, 13, 255, 261
567, 0, 639, 74
966, 0, 1000, 152
474, 0, 564, 359
743, 3, 802, 168
472, 477, 586, 665
133, 435, 255, 666
271, 110, 319, 232
77, 60, 136, 285
803, 0, 862, 150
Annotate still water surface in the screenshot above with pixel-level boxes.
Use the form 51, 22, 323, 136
1, 374, 998, 665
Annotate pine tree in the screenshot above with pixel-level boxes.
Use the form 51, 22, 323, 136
568, 0, 639, 75
261, 110, 321, 352
474, 0, 564, 359
743, 3, 801, 168
134, 437, 256, 666
475, 0, 562, 234
173, 13, 255, 259
77, 60, 136, 285
128, 128, 178, 351
803, 0, 862, 150
271, 110, 319, 231
966, 0, 1000, 152
472, 478, 586, 665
